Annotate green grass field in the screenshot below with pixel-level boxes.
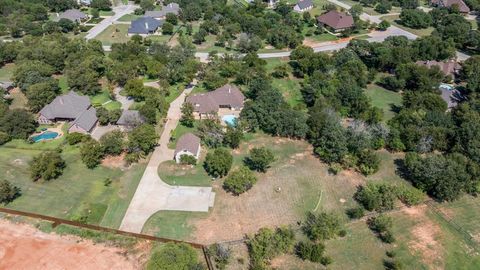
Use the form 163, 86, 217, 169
365, 84, 402, 121
0, 63, 14, 81
158, 160, 212, 187
142, 211, 208, 240
94, 24, 130, 46
0, 143, 146, 229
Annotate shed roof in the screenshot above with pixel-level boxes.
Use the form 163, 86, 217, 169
317, 10, 354, 30
117, 110, 145, 126
174, 133, 201, 157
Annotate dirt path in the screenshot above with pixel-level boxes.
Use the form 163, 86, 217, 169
0, 220, 148, 270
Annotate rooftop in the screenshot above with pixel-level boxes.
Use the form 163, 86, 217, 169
317, 10, 354, 30
174, 133, 201, 157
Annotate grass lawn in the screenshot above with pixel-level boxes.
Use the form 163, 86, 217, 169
381, 15, 434, 37
118, 14, 140, 22
158, 160, 212, 187
94, 24, 130, 46
145, 35, 173, 44
57, 75, 69, 93
272, 78, 304, 108
103, 100, 122, 110
0, 145, 146, 229
8, 90, 28, 110
168, 122, 198, 149
304, 33, 338, 43
0, 63, 15, 81
87, 17, 104, 24
142, 211, 208, 240
100, 10, 115, 17
365, 84, 402, 121
90, 89, 113, 106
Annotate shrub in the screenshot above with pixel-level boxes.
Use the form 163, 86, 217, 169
244, 147, 275, 173
320, 256, 333, 266
29, 151, 66, 181
204, 148, 233, 178
247, 227, 295, 269
347, 207, 366, 220
354, 183, 397, 212
223, 166, 257, 195
303, 211, 343, 241
207, 244, 231, 270
0, 180, 21, 204
356, 150, 380, 176
147, 243, 203, 270
66, 132, 89, 145
397, 186, 424, 206
0, 131, 11, 145
378, 20, 391, 31
368, 214, 395, 243
295, 241, 326, 262
179, 154, 197, 165
399, 9, 432, 29
384, 259, 404, 270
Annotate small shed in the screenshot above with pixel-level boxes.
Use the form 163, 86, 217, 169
174, 133, 201, 163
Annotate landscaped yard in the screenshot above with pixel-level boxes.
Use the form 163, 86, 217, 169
0, 142, 147, 229
94, 24, 130, 46
365, 84, 402, 121
118, 14, 141, 22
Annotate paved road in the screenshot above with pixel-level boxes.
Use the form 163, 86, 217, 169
120, 81, 215, 233
85, 4, 137, 40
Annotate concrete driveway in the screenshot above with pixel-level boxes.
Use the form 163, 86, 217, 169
85, 3, 137, 40
120, 80, 215, 233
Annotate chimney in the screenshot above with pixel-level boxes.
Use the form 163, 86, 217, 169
228, 86, 231, 93
145, 22, 149, 29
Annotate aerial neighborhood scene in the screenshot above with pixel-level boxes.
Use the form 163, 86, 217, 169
1, 0, 480, 269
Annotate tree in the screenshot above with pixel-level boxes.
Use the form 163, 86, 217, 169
140, 0, 155, 11
0, 109, 37, 139
244, 147, 275, 172
180, 102, 194, 127
367, 214, 395, 243
354, 183, 397, 211
399, 9, 432, 29
179, 154, 197, 165
80, 140, 105, 169
193, 29, 208, 44
166, 13, 178, 25
100, 130, 124, 156
375, 1, 392, 14
146, 243, 202, 270
25, 79, 61, 112
13, 60, 55, 91
29, 151, 66, 181
247, 227, 295, 269
223, 166, 257, 195
207, 244, 231, 270
91, 0, 112, 10
96, 107, 111, 125
124, 78, 145, 101
204, 148, 233, 178
302, 211, 343, 241
295, 242, 327, 263
377, 20, 391, 31
461, 56, 480, 93
128, 124, 158, 154
223, 126, 243, 149
162, 22, 174, 35
356, 149, 380, 175
0, 180, 20, 204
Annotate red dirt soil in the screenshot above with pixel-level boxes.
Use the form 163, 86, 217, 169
0, 220, 146, 270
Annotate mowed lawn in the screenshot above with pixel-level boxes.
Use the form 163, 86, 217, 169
381, 15, 434, 37
365, 84, 402, 121
0, 63, 15, 81
94, 24, 130, 46
0, 142, 146, 229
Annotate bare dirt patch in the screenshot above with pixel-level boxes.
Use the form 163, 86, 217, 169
403, 205, 444, 269
102, 153, 126, 169
0, 219, 149, 270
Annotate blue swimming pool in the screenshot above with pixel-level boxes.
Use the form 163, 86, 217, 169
31, 131, 59, 142
222, 115, 238, 126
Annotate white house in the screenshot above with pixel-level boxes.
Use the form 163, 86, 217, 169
294, 0, 314, 12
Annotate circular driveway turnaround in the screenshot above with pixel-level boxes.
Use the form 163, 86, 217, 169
120, 81, 215, 233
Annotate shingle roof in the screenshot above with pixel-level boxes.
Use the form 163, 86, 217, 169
145, 3, 180, 18
117, 110, 145, 126
174, 133, 201, 157
57, 9, 87, 22
415, 60, 461, 76
69, 106, 98, 132
317, 10, 354, 30
39, 91, 91, 120
295, 0, 314, 10
0, 81, 14, 90
128, 17, 163, 34
431, 0, 470, 13
186, 84, 245, 114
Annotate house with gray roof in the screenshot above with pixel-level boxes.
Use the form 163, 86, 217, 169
128, 17, 163, 36
38, 91, 98, 134
174, 133, 201, 163
186, 84, 245, 119
294, 0, 314, 12
145, 3, 180, 19
117, 110, 145, 129
430, 0, 470, 13
55, 9, 88, 23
